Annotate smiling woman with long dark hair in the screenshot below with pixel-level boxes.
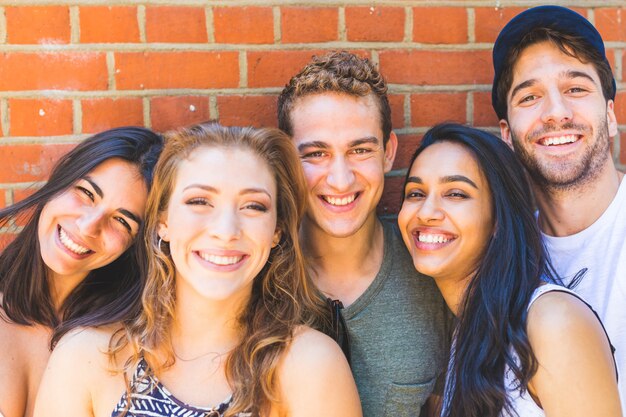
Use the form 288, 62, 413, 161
398, 123, 620, 417
0, 127, 163, 417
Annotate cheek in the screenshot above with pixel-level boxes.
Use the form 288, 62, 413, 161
301, 164, 323, 188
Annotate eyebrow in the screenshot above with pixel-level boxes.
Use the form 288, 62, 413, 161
84, 176, 142, 225
84, 176, 103, 199
509, 70, 597, 100
183, 184, 272, 198
406, 175, 478, 189
297, 137, 380, 152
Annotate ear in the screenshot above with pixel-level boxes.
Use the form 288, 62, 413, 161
499, 119, 514, 150
383, 131, 399, 173
158, 213, 169, 242
607, 99, 618, 138
272, 228, 282, 248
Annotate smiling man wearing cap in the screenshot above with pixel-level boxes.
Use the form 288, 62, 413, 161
493, 5, 625, 410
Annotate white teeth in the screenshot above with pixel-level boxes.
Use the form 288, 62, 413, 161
543, 135, 577, 146
199, 253, 243, 265
324, 194, 356, 206
58, 227, 91, 255
418, 233, 450, 244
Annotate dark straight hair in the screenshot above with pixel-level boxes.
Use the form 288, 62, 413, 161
403, 123, 558, 417
0, 127, 163, 347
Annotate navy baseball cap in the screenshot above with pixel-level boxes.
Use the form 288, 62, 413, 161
491, 5, 616, 120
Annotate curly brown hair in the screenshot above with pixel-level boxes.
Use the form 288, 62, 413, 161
278, 50, 392, 145
109, 123, 328, 417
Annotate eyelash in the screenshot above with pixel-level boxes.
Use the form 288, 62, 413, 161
186, 197, 210, 206
115, 217, 132, 232
301, 151, 326, 159
77, 185, 94, 201
244, 202, 268, 212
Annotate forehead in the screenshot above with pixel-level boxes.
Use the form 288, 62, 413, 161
410, 142, 485, 182
85, 157, 147, 211
174, 146, 276, 193
289, 92, 382, 146
511, 41, 601, 88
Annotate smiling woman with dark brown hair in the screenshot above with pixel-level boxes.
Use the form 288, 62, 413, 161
0, 127, 163, 417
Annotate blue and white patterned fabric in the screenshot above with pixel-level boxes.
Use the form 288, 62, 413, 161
111, 358, 251, 417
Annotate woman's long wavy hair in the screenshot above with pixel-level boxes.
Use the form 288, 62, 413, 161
404, 123, 559, 417
0, 127, 163, 347
113, 123, 328, 417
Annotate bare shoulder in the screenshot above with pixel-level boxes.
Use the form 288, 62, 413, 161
527, 290, 603, 341
274, 326, 361, 417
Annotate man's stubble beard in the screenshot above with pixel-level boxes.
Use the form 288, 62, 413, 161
510, 116, 611, 194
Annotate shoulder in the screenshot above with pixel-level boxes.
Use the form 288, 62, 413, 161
274, 326, 361, 417
527, 289, 602, 338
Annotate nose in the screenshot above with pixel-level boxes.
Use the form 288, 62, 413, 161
326, 155, 355, 191
76, 208, 105, 238
541, 89, 573, 125
415, 194, 444, 223
210, 207, 242, 242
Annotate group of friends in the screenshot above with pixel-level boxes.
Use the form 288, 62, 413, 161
0, 5, 624, 417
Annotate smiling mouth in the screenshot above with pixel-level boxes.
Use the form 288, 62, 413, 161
321, 193, 359, 206
417, 233, 452, 244
197, 252, 245, 266
57, 225, 93, 255
538, 134, 579, 146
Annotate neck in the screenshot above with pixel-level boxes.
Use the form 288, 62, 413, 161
300, 213, 384, 305
432, 275, 470, 317
534, 163, 624, 237
47, 270, 88, 314
171, 282, 246, 360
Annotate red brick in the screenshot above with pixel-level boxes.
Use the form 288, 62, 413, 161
410, 93, 467, 127
80, 6, 139, 43
413, 7, 467, 44
594, 8, 626, 42
388, 94, 405, 129
5, 6, 70, 44
473, 92, 500, 127
0, 53, 107, 91
150, 96, 211, 132
146, 6, 207, 43
13, 188, 37, 204
12, 188, 40, 226
217, 95, 278, 128
0, 143, 75, 183
247, 50, 321, 88
9, 99, 73, 136
115, 52, 239, 89
0, 233, 17, 251
345, 6, 404, 42
380, 50, 493, 85
378, 176, 405, 215
392, 134, 422, 171
281, 7, 338, 43
612, 91, 626, 125
474, 7, 527, 43
82, 98, 144, 133
214, 7, 273, 44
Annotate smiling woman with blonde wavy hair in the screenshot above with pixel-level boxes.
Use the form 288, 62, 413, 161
34, 123, 361, 417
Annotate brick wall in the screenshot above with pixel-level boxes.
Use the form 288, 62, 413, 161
0, 1, 624, 219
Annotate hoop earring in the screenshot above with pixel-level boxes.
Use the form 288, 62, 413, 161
158, 237, 164, 248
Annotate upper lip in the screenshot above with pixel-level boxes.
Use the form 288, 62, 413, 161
195, 249, 247, 257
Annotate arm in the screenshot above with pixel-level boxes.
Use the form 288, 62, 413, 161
33, 329, 102, 417
527, 292, 622, 417
0, 321, 27, 417
276, 327, 362, 417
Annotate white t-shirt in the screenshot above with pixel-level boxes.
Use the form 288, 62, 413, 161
542, 178, 626, 412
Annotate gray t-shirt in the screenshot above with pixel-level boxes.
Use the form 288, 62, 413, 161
343, 220, 450, 417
